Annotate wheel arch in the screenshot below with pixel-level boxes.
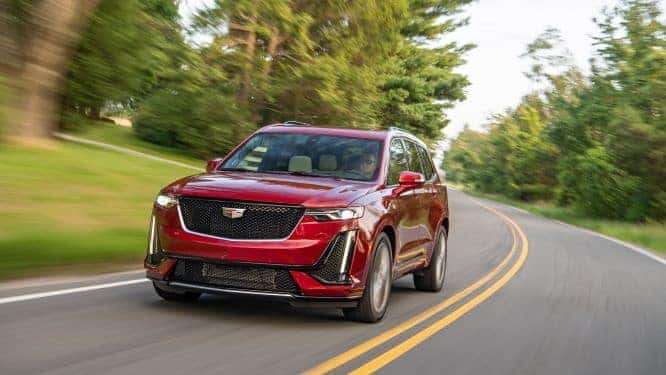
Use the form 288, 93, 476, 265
380, 224, 396, 261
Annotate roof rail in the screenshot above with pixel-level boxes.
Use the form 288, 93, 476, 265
389, 126, 415, 135
281, 120, 311, 127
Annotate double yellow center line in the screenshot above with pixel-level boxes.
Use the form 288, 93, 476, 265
304, 203, 529, 374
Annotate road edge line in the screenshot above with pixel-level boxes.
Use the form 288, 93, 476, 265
553, 220, 665, 266
468, 191, 664, 266
0, 279, 149, 305
0, 269, 145, 291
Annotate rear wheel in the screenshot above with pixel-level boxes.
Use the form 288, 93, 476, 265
343, 233, 392, 323
153, 282, 201, 302
413, 229, 447, 292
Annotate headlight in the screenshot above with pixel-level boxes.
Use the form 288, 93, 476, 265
305, 207, 364, 221
155, 194, 177, 208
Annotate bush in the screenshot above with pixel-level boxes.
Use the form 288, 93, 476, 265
134, 89, 191, 148
567, 145, 637, 219
649, 191, 666, 221
134, 87, 254, 159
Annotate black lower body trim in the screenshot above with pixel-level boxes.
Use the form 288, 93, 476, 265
151, 279, 360, 308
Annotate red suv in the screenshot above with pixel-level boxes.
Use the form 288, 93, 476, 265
145, 123, 449, 322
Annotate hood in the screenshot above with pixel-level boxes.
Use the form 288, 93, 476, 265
163, 171, 375, 208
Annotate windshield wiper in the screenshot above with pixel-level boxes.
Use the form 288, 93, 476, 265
287, 171, 318, 177
217, 167, 253, 172
267, 170, 320, 177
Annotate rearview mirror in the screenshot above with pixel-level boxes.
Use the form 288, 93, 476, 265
206, 158, 224, 173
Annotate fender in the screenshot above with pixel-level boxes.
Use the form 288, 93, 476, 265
353, 213, 397, 288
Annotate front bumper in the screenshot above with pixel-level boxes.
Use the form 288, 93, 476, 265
147, 201, 375, 298
151, 279, 360, 308
145, 255, 365, 299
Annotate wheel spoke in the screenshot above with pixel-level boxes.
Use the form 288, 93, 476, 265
371, 244, 391, 313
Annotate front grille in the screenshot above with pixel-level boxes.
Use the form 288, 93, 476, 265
179, 197, 304, 240
170, 260, 300, 293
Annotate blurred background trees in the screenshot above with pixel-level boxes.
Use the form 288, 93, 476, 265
444, 0, 666, 222
1, 0, 472, 154
2, 0, 663, 223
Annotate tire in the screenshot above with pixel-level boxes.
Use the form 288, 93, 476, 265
343, 233, 392, 323
413, 228, 447, 292
153, 282, 201, 302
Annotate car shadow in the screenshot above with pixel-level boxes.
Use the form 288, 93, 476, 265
139, 278, 420, 324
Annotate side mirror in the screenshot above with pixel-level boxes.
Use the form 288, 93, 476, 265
206, 158, 224, 173
398, 171, 425, 187
392, 171, 424, 197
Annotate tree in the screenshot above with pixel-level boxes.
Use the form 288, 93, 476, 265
442, 126, 486, 186
444, 0, 666, 221
378, 0, 473, 141
10, 0, 102, 139
63, 0, 181, 120
189, 0, 472, 140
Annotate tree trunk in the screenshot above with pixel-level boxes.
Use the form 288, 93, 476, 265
264, 27, 283, 77
238, 20, 256, 105
89, 105, 102, 120
259, 27, 285, 123
13, 0, 101, 140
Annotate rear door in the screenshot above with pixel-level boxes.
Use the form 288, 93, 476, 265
415, 143, 444, 246
386, 138, 418, 260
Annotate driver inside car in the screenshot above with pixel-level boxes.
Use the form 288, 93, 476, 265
351, 152, 378, 180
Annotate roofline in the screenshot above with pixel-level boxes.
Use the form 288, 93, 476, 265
259, 122, 427, 146
386, 127, 428, 148
259, 123, 386, 140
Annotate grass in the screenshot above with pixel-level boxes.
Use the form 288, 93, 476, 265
456, 187, 666, 255
65, 120, 204, 167
2, 121, 661, 281
0, 139, 198, 280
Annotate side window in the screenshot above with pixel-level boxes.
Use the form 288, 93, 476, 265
404, 140, 425, 175
417, 146, 435, 180
224, 134, 268, 171
387, 139, 409, 185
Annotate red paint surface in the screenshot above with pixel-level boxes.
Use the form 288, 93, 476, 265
145, 125, 449, 298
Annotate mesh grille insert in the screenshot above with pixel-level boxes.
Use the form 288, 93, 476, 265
179, 197, 304, 240
310, 232, 354, 283
171, 260, 300, 293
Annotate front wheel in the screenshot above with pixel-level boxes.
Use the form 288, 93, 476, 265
343, 233, 392, 323
153, 282, 201, 302
413, 229, 447, 292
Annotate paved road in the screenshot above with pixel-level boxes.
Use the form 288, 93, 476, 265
1, 190, 664, 374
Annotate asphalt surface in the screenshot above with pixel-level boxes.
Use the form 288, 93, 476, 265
1, 190, 664, 375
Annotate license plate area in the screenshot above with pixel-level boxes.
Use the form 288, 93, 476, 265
201, 262, 277, 289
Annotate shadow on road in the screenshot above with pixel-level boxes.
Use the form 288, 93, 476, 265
138, 277, 420, 324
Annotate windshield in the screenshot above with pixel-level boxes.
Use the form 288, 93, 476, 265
220, 133, 383, 181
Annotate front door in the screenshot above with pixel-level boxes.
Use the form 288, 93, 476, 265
386, 138, 430, 268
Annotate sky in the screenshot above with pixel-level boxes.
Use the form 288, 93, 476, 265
442, 0, 626, 138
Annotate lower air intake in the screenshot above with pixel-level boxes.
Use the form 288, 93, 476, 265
310, 231, 355, 283
170, 260, 300, 293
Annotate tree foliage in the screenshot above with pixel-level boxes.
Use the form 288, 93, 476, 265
63, 0, 180, 119
133, 0, 472, 157
2, 0, 472, 152
445, 0, 666, 221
